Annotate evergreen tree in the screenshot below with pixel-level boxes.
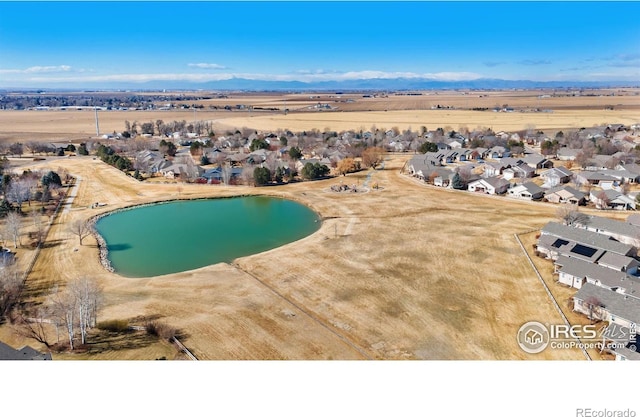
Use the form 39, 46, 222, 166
253, 167, 271, 186
452, 172, 466, 190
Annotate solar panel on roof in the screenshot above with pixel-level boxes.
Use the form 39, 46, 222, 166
570, 244, 598, 258
552, 238, 570, 248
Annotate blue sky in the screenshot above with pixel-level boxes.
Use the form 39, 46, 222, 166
0, 1, 639, 87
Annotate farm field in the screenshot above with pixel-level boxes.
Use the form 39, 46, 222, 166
1, 88, 638, 143
213, 108, 640, 135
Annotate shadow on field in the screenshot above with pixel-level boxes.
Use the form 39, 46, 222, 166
39, 239, 64, 249
83, 329, 157, 354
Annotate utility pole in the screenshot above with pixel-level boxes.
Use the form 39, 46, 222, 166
94, 107, 100, 137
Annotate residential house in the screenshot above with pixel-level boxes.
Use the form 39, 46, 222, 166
572, 215, 640, 247
540, 166, 573, 187
618, 163, 640, 181
575, 171, 619, 188
543, 186, 586, 205
247, 149, 269, 164
160, 163, 204, 180
573, 283, 640, 330
0, 341, 51, 360
447, 140, 463, 149
469, 147, 488, 160
536, 222, 636, 261
467, 177, 510, 195
226, 153, 250, 166
507, 182, 545, 200
502, 164, 535, 180
597, 252, 640, 275
483, 162, 508, 177
556, 148, 580, 161
200, 167, 243, 183
431, 168, 456, 187
585, 154, 623, 171
488, 146, 510, 159
554, 255, 638, 292
603, 168, 640, 184
589, 189, 636, 210
521, 154, 554, 171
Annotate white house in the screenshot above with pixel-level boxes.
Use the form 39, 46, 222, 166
467, 177, 510, 195
507, 182, 545, 200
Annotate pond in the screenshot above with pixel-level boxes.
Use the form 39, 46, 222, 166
93, 196, 321, 277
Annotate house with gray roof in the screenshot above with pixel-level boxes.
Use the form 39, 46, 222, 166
603, 168, 640, 184
507, 182, 545, 200
502, 163, 535, 180
597, 252, 640, 274
521, 154, 553, 170
544, 186, 586, 205
573, 283, 640, 330
554, 255, 639, 292
488, 146, 510, 159
589, 189, 636, 210
537, 233, 607, 263
0, 341, 51, 360
575, 171, 620, 187
540, 166, 573, 187
537, 222, 636, 261
556, 148, 580, 161
573, 215, 640, 247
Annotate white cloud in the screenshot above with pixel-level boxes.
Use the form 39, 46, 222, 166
518, 60, 552, 66
25, 65, 72, 73
0, 65, 73, 74
17, 70, 485, 84
187, 63, 227, 69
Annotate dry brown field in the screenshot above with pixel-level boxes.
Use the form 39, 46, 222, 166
1, 154, 600, 360
213, 108, 640, 135
1, 88, 638, 143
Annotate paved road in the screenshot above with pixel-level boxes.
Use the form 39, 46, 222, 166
62, 175, 82, 215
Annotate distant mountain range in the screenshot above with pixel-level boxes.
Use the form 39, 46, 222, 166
3, 77, 639, 92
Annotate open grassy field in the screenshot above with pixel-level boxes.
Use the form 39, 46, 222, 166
3, 154, 593, 360
1, 88, 638, 143
213, 108, 640, 135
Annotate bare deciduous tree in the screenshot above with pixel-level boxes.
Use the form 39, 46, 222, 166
49, 286, 76, 350
68, 277, 102, 345
68, 218, 92, 246
0, 259, 22, 319
585, 296, 603, 323
6, 179, 31, 213
14, 308, 51, 348
556, 205, 589, 226
30, 209, 45, 245
362, 147, 384, 169
5, 211, 22, 248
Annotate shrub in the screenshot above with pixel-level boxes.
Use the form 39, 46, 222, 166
145, 321, 177, 341
97, 319, 130, 333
